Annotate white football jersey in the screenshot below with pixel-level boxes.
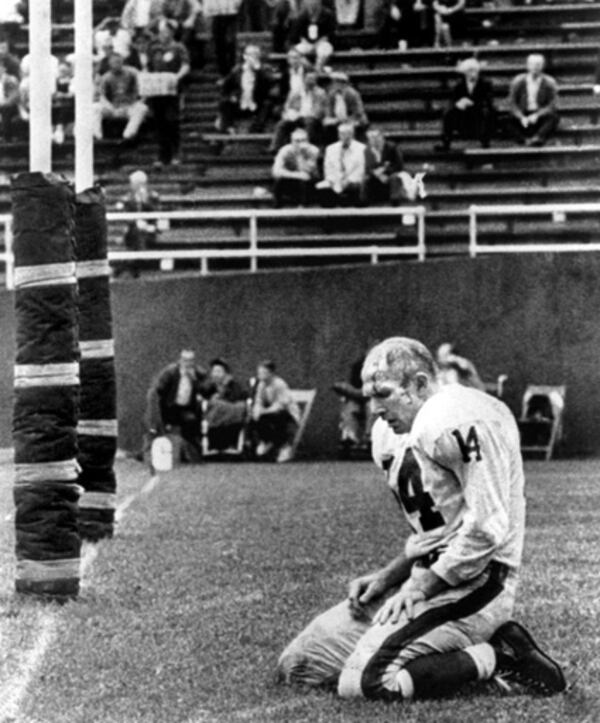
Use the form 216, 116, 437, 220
372, 385, 525, 586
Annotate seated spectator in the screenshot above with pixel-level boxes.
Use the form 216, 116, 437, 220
433, 0, 466, 48
203, 358, 248, 451
95, 33, 142, 76
272, 127, 320, 207
377, 0, 419, 50
279, 47, 311, 103
436, 342, 485, 390
0, 37, 20, 79
249, 360, 300, 463
0, 56, 19, 141
114, 170, 160, 279
290, 0, 336, 72
272, 0, 304, 53
436, 57, 494, 151
147, 20, 190, 166
95, 16, 133, 60
363, 127, 406, 205
0, 2, 24, 46
335, 0, 360, 27
121, 0, 165, 41
203, 0, 243, 77
216, 44, 273, 133
271, 71, 327, 151
144, 349, 208, 464
317, 122, 366, 207
507, 53, 559, 147
93, 52, 148, 143
51, 60, 75, 145
322, 71, 368, 145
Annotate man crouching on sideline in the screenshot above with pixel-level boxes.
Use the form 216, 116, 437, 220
277, 336, 566, 701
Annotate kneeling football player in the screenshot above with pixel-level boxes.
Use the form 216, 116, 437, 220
277, 336, 566, 700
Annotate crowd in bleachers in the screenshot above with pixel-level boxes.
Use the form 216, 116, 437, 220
212, 33, 562, 207
0, 0, 597, 221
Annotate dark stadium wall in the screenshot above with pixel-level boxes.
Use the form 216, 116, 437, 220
0, 253, 598, 456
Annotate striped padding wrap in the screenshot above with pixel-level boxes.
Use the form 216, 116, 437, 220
11, 172, 81, 601
76, 187, 118, 542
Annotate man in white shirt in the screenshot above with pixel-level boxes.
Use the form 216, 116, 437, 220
318, 122, 366, 206
507, 53, 559, 147
277, 336, 566, 701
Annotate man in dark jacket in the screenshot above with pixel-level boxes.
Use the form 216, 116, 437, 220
145, 349, 208, 463
507, 53, 559, 147
290, 0, 335, 71
216, 44, 274, 132
436, 57, 494, 151
363, 127, 405, 205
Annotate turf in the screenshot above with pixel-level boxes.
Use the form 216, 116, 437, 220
1, 457, 600, 722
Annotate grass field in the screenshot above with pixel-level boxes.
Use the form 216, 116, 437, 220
1, 456, 600, 723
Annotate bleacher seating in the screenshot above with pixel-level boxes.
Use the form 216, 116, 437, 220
1, 0, 599, 266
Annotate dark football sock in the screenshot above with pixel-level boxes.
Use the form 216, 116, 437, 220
401, 650, 480, 699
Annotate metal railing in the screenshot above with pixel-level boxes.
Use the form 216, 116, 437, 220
2, 207, 427, 288
3, 202, 600, 288
468, 202, 600, 257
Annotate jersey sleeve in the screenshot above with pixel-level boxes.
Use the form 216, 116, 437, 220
427, 419, 512, 586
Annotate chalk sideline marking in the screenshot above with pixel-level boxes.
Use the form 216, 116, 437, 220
0, 472, 160, 723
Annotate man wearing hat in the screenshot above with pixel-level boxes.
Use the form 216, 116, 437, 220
436, 57, 495, 152
323, 71, 368, 145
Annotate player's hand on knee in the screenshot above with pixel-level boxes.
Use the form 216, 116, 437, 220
375, 588, 425, 625
348, 573, 387, 619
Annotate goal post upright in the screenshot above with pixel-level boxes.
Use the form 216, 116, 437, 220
74, 0, 95, 192
28, 0, 52, 173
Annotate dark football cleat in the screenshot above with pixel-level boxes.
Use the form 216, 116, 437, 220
491, 621, 566, 695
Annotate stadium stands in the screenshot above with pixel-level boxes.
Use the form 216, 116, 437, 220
0, 0, 599, 266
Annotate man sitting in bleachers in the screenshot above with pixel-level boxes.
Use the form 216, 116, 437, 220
114, 169, 161, 279
272, 127, 320, 207
363, 128, 406, 205
507, 53, 559, 148
93, 51, 148, 143
95, 16, 134, 63
436, 57, 494, 152
0, 37, 20, 79
317, 122, 366, 207
289, 0, 336, 73
0, 56, 19, 142
322, 71, 368, 145
271, 71, 327, 151
278, 47, 311, 102
216, 44, 274, 133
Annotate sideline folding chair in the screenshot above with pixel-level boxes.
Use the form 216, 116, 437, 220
518, 385, 566, 460
289, 389, 317, 460
483, 374, 509, 400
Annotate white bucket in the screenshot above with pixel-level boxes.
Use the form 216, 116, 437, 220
151, 436, 173, 472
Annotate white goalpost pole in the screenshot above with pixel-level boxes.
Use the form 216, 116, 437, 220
28, 0, 53, 172
75, 0, 95, 192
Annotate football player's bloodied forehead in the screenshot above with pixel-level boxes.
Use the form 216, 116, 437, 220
361, 355, 395, 396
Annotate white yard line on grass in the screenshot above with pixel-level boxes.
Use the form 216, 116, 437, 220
0, 470, 160, 723
0, 610, 58, 723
